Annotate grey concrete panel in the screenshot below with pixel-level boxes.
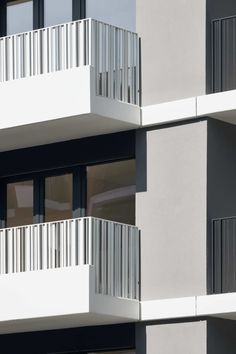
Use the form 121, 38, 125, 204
207, 119, 236, 293
207, 119, 236, 220
136, 129, 147, 193
207, 318, 236, 354
136, 321, 207, 354
135, 323, 146, 354
136, 121, 207, 300
136, 0, 206, 105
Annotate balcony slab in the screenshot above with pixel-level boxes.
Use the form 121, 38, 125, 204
142, 89, 236, 127
141, 296, 196, 321
197, 89, 236, 123
141, 293, 236, 322
0, 66, 140, 152
0, 265, 139, 334
197, 293, 236, 320
142, 97, 197, 126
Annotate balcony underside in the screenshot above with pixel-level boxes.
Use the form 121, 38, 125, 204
0, 66, 140, 152
0, 265, 139, 334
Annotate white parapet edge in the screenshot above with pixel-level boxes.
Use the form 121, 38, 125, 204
197, 89, 236, 117
141, 292, 236, 321
197, 292, 236, 317
141, 296, 196, 321
142, 97, 197, 126
0, 265, 139, 334
142, 88, 236, 127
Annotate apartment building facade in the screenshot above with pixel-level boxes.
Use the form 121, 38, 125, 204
0, 0, 236, 353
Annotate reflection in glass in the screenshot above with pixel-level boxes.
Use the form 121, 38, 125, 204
86, 0, 136, 31
87, 160, 136, 225
7, 0, 33, 35
7, 180, 34, 227
44, 0, 73, 27
45, 174, 72, 222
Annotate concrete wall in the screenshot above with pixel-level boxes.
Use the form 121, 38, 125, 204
136, 320, 207, 354
136, 121, 207, 300
136, 0, 206, 106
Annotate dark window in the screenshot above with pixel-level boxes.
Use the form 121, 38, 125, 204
0, 132, 135, 228
45, 173, 73, 222
0, 0, 86, 37
7, 179, 34, 227
44, 0, 72, 27
89, 351, 136, 354
1, 159, 136, 227
7, 0, 33, 35
87, 160, 136, 225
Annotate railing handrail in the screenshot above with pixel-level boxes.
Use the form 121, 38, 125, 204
0, 216, 139, 232
212, 14, 236, 24
0, 217, 140, 300
0, 18, 138, 41
212, 215, 236, 222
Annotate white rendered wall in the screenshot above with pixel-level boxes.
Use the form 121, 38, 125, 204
86, 0, 136, 31
136, 121, 207, 300
136, 0, 206, 105
138, 321, 207, 354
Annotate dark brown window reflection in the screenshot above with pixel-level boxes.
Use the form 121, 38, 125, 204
87, 160, 136, 225
7, 180, 34, 227
45, 174, 73, 222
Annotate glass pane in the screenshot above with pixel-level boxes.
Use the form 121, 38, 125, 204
7, 180, 33, 227
86, 0, 136, 31
45, 174, 73, 222
7, 0, 33, 35
44, 0, 72, 27
87, 160, 136, 225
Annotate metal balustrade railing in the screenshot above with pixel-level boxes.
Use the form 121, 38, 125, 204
0, 217, 140, 300
212, 15, 236, 93
211, 216, 236, 294
0, 19, 139, 105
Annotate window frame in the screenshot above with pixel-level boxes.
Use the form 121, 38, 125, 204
0, 165, 86, 228
0, 0, 86, 37
0, 131, 135, 229
0, 157, 136, 228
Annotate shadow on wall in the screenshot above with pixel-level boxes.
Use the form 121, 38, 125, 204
136, 130, 147, 193
136, 323, 147, 354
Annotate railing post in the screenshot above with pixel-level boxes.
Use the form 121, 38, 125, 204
88, 19, 92, 66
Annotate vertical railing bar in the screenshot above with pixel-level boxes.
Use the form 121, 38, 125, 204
0, 217, 139, 300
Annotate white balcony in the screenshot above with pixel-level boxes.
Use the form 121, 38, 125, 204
0, 19, 140, 151
0, 217, 140, 334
